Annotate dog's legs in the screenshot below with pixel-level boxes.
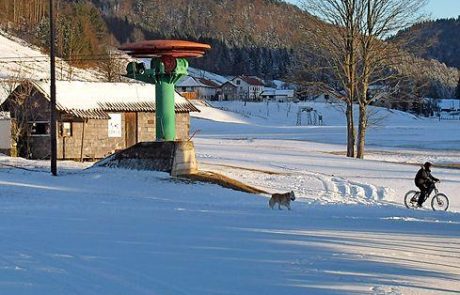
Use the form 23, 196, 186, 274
278, 203, 282, 210
287, 204, 291, 210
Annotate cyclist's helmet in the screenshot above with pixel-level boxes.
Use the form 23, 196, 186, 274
424, 162, 432, 169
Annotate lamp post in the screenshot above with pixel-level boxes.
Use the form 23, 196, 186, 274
49, 0, 57, 176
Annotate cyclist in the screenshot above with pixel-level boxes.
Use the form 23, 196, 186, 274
414, 162, 440, 207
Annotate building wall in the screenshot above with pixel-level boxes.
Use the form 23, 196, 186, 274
55, 112, 191, 160
197, 87, 217, 100
57, 116, 127, 160
0, 118, 11, 154
222, 84, 237, 100
24, 111, 190, 160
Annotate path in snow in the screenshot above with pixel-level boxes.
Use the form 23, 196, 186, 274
194, 138, 459, 212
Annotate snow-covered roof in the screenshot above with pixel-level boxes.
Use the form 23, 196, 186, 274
233, 76, 265, 86
177, 76, 203, 88
261, 88, 294, 97
187, 67, 229, 85
10, 80, 199, 119
176, 76, 220, 88
196, 77, 220, 88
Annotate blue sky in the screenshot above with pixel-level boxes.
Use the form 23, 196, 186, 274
286, 0, 460, 20
425, 0, 460, 19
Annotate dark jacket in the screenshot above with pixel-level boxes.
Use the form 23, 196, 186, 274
415, 167, 439, 187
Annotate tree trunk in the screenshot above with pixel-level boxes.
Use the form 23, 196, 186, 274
356, 104, 367, 159
346, 103, 355, 157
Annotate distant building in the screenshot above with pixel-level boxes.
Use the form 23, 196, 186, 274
230, 75, 265, 101
1, 80, 199, 160
220, 81, 238, 101
176, 76, 220, 100
260, 88, 295, 101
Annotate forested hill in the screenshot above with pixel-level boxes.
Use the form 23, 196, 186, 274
0, 0, 315, 79
390, 17, 460, 69
92, 0, 313, 79
0, 0, 457, 97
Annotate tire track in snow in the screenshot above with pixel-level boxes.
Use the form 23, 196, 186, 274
201, 162, 391, 205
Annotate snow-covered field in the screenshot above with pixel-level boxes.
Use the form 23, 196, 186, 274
1, 100, 460, 294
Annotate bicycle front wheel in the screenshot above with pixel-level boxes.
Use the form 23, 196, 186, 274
404, 190, 419, 209
431, 193, 449, 211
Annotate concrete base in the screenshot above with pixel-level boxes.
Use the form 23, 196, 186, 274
96, 141, 198, 176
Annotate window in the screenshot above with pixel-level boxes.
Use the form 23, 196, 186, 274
60, 122, 72, 137
29, 122, 50, 136
236, 80, 241, 85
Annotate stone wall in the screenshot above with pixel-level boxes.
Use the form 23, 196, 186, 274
176, 113, 190, 140
97, 140, 198, 176
57, 117, 127, 160
56, 112, 191, 160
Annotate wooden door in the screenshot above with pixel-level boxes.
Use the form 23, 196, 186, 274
125, 112, 138, 147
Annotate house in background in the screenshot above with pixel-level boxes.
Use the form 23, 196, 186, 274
1, 80, 199, 160
176, 76, 220, 100
220, 81, 238, 101
260, 88, 295, 101
230, 75, 265, 101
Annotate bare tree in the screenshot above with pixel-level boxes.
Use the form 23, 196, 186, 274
355, 0, 426, 158
300, 0, 363, 157
302, 0, 426, 158
1, 77, 37, 157
99, 46, 125, 82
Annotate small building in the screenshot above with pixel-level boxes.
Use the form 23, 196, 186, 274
220, 81, 238, 101
230, 76, 265, 101
260, 88, 295, 101
176, 76, 220, 100
1, 80, 199, 160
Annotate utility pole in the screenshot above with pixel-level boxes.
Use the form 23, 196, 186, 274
49, 0, 57, 176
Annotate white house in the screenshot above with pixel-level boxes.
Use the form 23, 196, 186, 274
230, 76, 265, 101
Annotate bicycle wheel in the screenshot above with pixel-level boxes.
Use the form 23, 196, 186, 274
404, 190, 420, 209
431, 193, 449, 211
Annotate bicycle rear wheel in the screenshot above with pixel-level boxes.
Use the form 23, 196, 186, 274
404, 190, 420, 209
431, 193, 449, 211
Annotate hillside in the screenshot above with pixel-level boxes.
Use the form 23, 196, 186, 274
93, 0, 312, 79
390, 17, 460, 69
0, 31, 102, 81
0, 0, 457, 98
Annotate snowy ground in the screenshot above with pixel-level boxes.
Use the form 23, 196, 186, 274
1, 100, 460, 294
1, 161, 459, 294
0, 31, 102, 82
